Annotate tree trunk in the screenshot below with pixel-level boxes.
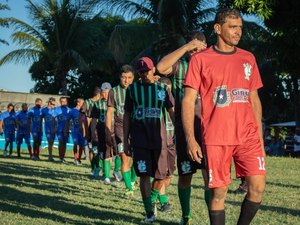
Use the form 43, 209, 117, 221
292, 75, 300, 129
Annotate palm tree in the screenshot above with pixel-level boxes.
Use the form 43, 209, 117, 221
0, 2, 10, 45
0, 0, 102, 95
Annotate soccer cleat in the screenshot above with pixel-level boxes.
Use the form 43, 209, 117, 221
74, 160, 79, 165
3, 151, 7, 157
124, 189, 134, 199
30, 155, 35, 160
103, 178, 111, 184
144, 212, 155, 223
160, 203, 171, 212
152, 201, 157, 216
180, 217, 192, 225
77, 159, 82, 165
113, 171, 123, 182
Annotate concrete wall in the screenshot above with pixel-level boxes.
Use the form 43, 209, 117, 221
0, 91, 66, 112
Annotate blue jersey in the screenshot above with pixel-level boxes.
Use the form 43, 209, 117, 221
55, 106, 71, 132
28, 107, 43, 132
70, 108, 80, 131
16, 111, 30, 134
0, 111, 16, 133
41, 107, 56, 133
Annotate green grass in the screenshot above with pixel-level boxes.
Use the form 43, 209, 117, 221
0, 149, 299, 225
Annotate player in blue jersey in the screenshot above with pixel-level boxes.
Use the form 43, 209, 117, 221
41, 97, 57, 161
16, 103, 33, 158
28, 98, 43, 160
0, 103, 16, 157
70, 98, 88, 165
56, 97, 71, 163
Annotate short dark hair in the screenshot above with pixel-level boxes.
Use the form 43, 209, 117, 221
59, 96, 67, 101
186, 30, 206, 43
7, 103, 14, 108
35, 98, 42, 103
120, 64, 134, 76
214, 8, 242, 25
93, 87, 101, 96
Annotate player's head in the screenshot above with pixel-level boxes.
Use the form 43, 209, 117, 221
35, 98, 42, 108
120, 64, 135, 89
59, 96, 68, 107
7, 103, 14, 113
21, 103, 28, 112
159, 76, 172, 90
136, 57, 156, 84
75, 98, 84, 108
214, 8, 243, 47
93, 87, 101, 97
101, 82, 112, 101
47, 97, 56, 108
186, 30, 206, 55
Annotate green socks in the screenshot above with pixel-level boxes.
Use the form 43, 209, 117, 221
159, 194, 169, 205
122, 170, 133, 191
131, 165, 137, 183
114, 156, 121, 172
104, 160, 111, 179
178, 186, 191, 218
142, 197, 152, 214
151, 188, 160, 203
99, 159, 103, 170
204, 189, 211, 209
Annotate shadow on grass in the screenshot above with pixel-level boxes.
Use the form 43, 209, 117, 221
266, 181, 300, 189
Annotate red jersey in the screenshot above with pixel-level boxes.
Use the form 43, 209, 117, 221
184, 46, 263, 145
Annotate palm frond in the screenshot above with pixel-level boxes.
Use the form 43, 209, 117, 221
11, 31, 45, 50
0, 49, 41, 65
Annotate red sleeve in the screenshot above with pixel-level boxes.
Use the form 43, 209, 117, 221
107, 89, 115, 108
250, 58, 263, 91
183, 55, 201, 91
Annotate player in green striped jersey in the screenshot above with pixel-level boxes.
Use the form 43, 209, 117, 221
157, 31, 208, 225
106, 65, 135, 195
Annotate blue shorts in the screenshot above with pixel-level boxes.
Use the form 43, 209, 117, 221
72, 131, 87, 147
5, 132, 15, 142
16, 132, 31, 145
57, 131, 69, 143
32, 131, 43, 143
45, 132, 56, 142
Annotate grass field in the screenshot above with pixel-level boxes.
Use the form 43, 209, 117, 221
0, 149, 299, 225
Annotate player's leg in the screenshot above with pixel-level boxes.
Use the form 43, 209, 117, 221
47, 139, 54, 161
103, 144, 112, 184
9, 133, 15, 156
16, 133, 22, 157
25, 132, 33, 158
235, 139, 266, 225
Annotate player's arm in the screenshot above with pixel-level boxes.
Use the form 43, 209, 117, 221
167, 107, 175, 125
182, 87, 202, 163
123, 111, 131, 155
105, 106, 114, 144
157, 39, 207, 75
250, 90, 265, 155
0, 120, 3, 134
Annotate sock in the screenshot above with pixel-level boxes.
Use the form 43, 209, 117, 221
178, 186, 191, 218
122, 170, 132, 191
73, 145, 78, 160
159, 194, 168, 205
78, 147, 83, 160
28, 145, 32, 156
91, 157, 96, 170
99, 159, 103, 170
114, 156, 121, 172
37, 147, 40, 158
142, 197, 153, 214
237, 198, 261, 225
209, 210, 225, 225
131, 165, 137, 183
205, 189, 211, 209
104, 160, 111, 179
151, 188, 160, 203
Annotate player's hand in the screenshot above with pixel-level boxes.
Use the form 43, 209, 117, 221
187, 139, 203, 164
185, 39, 207, 54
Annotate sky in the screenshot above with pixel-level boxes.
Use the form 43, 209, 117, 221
0, 0, 35, 92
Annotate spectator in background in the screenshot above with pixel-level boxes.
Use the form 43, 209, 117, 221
264, 127, 272, 155
269, 128, 284, 156
284, 128, 295, 157
293, 128, 300, 158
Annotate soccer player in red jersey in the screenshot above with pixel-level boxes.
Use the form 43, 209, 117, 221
182, 8, 266, 225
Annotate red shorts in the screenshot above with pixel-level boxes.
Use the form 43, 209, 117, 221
205, 138, 266, 188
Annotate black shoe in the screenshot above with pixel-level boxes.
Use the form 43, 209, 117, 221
160, 203, 171, 212
234, 186, 248, 194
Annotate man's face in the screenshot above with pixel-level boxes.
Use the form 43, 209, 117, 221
7, 106, 14, 113
35, 100, 42, 108
216, 17, 242, 47
120, 72, 134, 89
22, 104, 28, 111
102, 90, 109, 100
139, 68, 155, 84
77, 99, 84, 108
60, 98, 68, 106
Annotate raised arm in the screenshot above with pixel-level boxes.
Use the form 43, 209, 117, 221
182, 87, 202, 163
157, 39, 207, 75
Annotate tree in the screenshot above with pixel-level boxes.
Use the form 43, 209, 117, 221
0, 0, 103, 95
0, 1, 10, 45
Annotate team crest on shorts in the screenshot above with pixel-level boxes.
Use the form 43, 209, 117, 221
137, 160, 147, 173
181, 161, 191, 174
157, 89, 166, 101
243, 63, 252, 80
213, 86, 231, 107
